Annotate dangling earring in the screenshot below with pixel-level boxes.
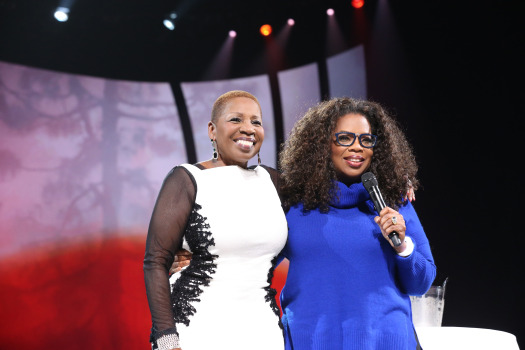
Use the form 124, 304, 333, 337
257, 152, 261, 165
211, 139, 218, 160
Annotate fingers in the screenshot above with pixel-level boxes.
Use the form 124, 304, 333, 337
169, 266, 181, 275
410, 188, 416, 202
170, 249, 192, 275
406, 188, 416, 202
374, 207, 406, 243
170, 260, 190, 274
170, 257, 191, 273
403, 175, 415, 202
174, 250, 192, 262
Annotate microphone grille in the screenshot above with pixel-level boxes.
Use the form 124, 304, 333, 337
361, 172, 378, 190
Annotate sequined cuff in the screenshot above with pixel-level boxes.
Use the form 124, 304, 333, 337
155, 333, 180, 350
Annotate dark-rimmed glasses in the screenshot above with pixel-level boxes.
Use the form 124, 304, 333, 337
334, 132, 377, 148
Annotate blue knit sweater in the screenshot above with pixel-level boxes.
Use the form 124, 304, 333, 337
281, 181, 436, 350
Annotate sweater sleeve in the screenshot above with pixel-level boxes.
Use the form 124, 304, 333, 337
143, 166, 196, 349
394, 201, 436, 296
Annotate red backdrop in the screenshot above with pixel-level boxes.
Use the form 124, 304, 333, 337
0, 236, 288, 349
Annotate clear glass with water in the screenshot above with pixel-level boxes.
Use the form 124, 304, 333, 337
410, 278, 447, 327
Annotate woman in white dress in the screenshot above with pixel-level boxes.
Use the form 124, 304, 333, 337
143, 90, 287, 350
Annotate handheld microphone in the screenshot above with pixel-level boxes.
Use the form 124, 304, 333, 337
361, 172, 402, 247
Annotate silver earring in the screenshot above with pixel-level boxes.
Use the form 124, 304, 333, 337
211, 139, 218, 160
257, 152, 261, 165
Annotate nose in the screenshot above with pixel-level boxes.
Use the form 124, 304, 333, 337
347, 138, 364, 152
240, 120, 255, 135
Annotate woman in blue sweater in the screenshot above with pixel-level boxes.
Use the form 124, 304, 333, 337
278, 97, 436, 350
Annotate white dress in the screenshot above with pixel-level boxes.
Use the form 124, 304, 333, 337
167, 164, 287, 349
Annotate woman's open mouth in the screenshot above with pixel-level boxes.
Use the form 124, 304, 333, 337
344, 155, 364, 168
234, 137, 255, 150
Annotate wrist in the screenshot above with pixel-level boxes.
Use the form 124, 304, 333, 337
156, 333, 180, 350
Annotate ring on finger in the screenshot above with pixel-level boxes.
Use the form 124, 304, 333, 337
391, 216, 397, 225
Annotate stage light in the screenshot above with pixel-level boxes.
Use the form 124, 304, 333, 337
163, 19, 175, 30
163, 11, 177, 30
229, 30, 237, 38
287, 18, 295, 26
260, 24, 272, 36
54, 7, 70, 22
326, 8, 335, 16
351, 0, 365, 9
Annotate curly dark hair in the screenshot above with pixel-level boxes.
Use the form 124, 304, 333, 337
279, 97, 419, 212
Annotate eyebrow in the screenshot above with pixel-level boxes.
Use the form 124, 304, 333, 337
336, 130, 371, 133
227, 112, 262, 118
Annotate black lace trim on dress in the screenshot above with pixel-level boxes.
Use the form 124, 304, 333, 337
264, 255, 284, 330
171, 202, 218, 327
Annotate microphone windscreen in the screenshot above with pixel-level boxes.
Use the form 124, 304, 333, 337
361, 172, 378, 191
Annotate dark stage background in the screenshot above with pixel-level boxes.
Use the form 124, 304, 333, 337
1, 0, 524, 349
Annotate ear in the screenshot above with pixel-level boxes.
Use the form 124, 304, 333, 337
208, 121, 216, 140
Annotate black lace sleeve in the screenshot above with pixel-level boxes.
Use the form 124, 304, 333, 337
143, 166, 196, 346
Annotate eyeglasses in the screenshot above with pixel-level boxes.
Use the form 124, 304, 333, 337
334, 132, 377, 148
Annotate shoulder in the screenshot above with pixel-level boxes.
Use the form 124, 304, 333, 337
285, 203, 308, 216
398, 200, 419, 219
257, 164, 281, 183
166, 164, 193, 179
256, 164, 282, 194
257, 164, 281, 176
162, 165, 197, 192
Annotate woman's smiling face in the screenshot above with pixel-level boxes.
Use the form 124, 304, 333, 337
209, 96, 264, 167
330, 113, 374, 184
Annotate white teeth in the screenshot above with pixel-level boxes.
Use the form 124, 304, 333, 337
237, 140, 254, 146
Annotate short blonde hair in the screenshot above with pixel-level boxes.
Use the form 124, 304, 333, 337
211, 90, 262, 122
